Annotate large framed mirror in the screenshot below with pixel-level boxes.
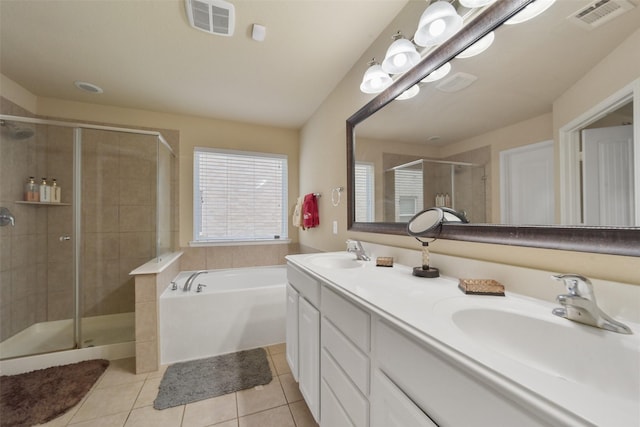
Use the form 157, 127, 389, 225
347, 0, 639, 256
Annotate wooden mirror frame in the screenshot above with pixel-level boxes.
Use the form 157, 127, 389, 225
347, 0, 639, 257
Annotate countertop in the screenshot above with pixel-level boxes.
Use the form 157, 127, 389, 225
286, 252, 640, 427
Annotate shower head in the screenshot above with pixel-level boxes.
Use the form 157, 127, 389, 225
0, 120, 35, 140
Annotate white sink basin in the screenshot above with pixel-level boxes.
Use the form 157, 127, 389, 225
434, 296, 640, 401
308, 253, 367, 269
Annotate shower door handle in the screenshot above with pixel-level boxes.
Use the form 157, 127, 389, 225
59, 236, 71, 241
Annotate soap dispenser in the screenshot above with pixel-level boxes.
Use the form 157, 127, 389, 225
24, 176, 39, 202
51, 179, 61, 203
39, 178, 51, 203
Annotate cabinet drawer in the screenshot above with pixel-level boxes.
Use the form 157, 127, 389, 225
321, 317, 370, 395
321, 349, 369, 427
371, 370, 437, 427
376, 320, 547, 426
321, 286, 370, 352
287, 263, 320, 307
321, 379, 355, 427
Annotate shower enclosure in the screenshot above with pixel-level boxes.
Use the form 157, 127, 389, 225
385, 158, 487, 223
0, 115, 175, 360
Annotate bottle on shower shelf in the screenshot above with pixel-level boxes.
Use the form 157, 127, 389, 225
51, 179, 61, 203
24, 176, 39, 202
39, 177, 51, 203
444, 193, 451, 208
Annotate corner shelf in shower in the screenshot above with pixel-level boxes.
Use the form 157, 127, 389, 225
15, 201, 71, 206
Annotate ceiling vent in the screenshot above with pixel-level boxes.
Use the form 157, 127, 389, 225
185, 0, 235, 36
568, 0, 635, 30
435, 72, 478, 93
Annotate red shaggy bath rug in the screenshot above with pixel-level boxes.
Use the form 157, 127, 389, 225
0, 359, 109, 427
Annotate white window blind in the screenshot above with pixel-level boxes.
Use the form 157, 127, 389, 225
395, 169, 423, 222
194, 148, 288, 242
355, 162, 375, 222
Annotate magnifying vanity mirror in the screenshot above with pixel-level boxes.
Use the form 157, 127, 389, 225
347, 0, 640, 256
407, 207, 469, 277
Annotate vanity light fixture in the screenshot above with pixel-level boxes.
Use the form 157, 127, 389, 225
414, 1, 464, 47
505, 0, 556, 25
381, 32, 421, 74
421, 62, 452, 83
455, 31, 495, 58
360, 59, 393, 94
459, 0, 497, 8
395, 84, 420, 100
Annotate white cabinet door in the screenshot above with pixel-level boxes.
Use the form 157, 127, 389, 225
299, 297, 320, 422
286, 284, 299, 381
371, 370, 437, 427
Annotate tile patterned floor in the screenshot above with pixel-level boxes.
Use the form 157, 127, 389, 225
39, 344, 319, 427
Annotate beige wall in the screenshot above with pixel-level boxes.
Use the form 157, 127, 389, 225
297, 27, 639, 285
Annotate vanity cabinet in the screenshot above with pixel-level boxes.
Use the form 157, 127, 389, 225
320, 286, 371, 427
374, 320, 549, 426
286, 264, 321, 422
285, 284, 299, 380
299, 297, 320, 420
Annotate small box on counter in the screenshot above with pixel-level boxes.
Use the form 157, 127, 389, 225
458, 278, 505, 296
376, 257, 394, 267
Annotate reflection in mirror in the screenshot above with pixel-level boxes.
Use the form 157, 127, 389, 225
352, 0, 639, 228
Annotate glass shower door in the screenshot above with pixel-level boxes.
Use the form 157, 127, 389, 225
78, 128, 158, 348
0, 119, 76, 359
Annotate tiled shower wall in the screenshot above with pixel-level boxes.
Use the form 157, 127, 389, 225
1, 97, 179, 343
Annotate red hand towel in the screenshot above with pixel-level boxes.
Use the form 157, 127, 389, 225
302, 193, 319, 229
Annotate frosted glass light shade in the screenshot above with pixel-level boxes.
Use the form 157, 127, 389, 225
396, 84, 420, 100
459, 0, 496, 8
414, 1, 463, 47
420, 62, 451, 83
455, 31, 495, 59
360, 62, 393, 94
382, 38, 420, 74
505, 0, 555, 25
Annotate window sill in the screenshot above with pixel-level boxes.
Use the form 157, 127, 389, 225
189, 239, 292, 247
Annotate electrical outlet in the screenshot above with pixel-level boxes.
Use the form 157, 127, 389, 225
332, 220, 338, 234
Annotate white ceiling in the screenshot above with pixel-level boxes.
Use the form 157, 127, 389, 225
0, 0, 409, 128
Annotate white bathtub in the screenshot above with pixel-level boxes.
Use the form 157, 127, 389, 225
160, 265, 287, 364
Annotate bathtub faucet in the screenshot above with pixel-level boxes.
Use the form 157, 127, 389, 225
183, 270, 208, 292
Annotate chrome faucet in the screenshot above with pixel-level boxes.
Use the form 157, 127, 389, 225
346, 239, 370, 261
183, 270, 208, 291
552, 274, 632, 334
0, 207, 15, 227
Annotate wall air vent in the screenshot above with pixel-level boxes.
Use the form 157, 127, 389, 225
568, 0, 635, 30
185, 0, 235, 36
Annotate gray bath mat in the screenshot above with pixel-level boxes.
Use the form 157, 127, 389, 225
154, 347, 272, 409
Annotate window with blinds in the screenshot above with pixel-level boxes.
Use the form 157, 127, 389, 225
355, 162, 375, 222
394, 169, 423, 222
194, 148, 288, 242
